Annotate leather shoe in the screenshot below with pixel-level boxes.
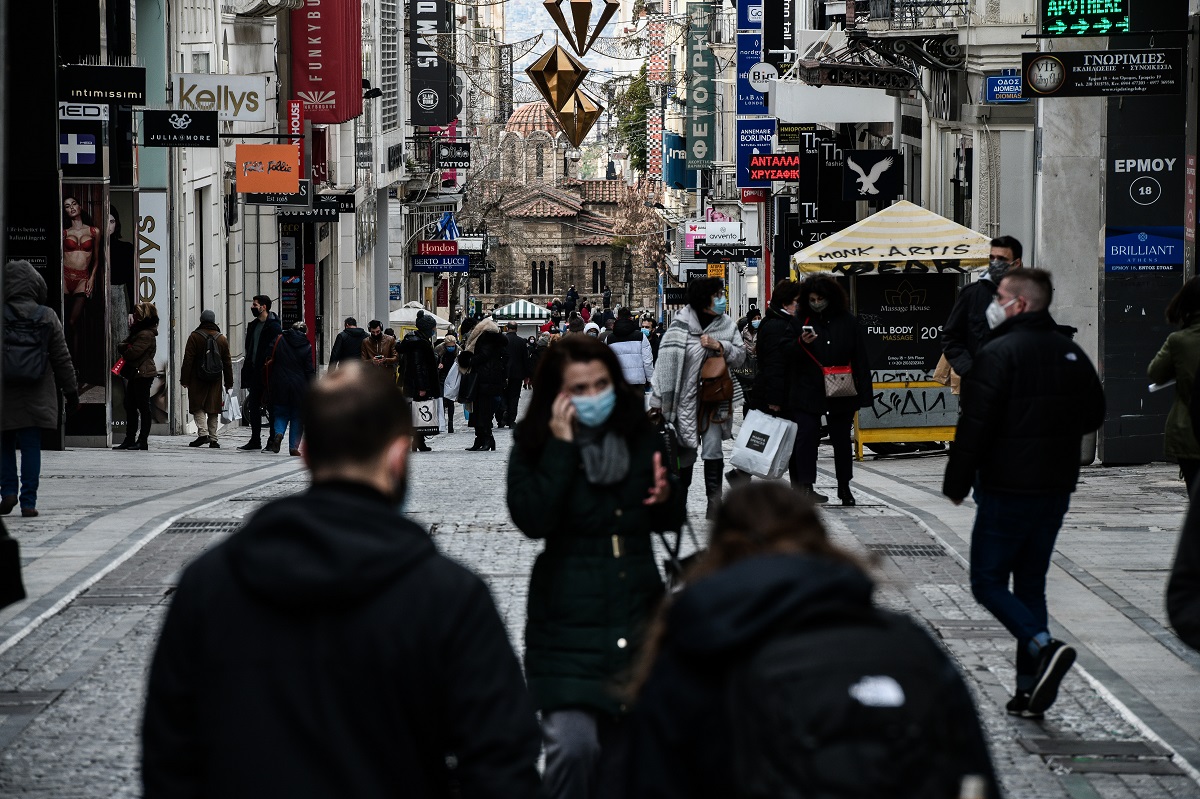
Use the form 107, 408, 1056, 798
238, 439, 262, 451
0, 495, 16, 515
837, 484, 856, 506
112, 439, 136, 450
289, 448, 302, 457
21, 508, 38, 518
188, 436, 210, 448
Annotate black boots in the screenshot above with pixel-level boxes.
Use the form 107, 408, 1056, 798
264, 433, 283, 453
837, 482, 856, 506
703, 460, 724, 519
238, 437, 262, 451
465, 436, 496, 451
799, 484, 829, 504
113, 438, 136, 450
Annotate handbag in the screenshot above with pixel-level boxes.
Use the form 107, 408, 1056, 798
110, 357, 126, 377
801, 342, 857, 399
656, 520, 705, 594
0, 527, 27, 611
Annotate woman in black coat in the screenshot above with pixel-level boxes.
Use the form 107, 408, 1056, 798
265, 321, 315, 456
458, 317, 508, 452
398, 311, 442, 452
795, 275, 872, 505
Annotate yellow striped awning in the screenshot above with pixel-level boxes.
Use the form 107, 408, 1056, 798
790, 201, 991, 275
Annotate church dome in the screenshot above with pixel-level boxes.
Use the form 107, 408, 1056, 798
505, 101, 561, 137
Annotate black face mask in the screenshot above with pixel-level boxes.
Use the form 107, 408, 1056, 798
251, 306, 260, 317
371, 332, 383, 340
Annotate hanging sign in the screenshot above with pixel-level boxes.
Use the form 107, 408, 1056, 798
737, 118, 777, 188
235, 144, 300, 194
762, 0, 795, 71
1022, 50, 1183, 98
436, 142, 471, 169
842, 150, 902, 201
418, 240, 459, 256
410, 0, 456, 126
142, 110, 219, 147
290, 0, 363, 124
411, 256, 469, 273
686, 3, 715, 170
58, 64, 146, 104
697, 244, 760, 261
172, 74, 266, 121
244, 179, 311, 207
748, 153, 800, 181
737, 34, 767, 114
1041, 0, 1129, 36
278, 194, 340, 223
737, 0, 762, 30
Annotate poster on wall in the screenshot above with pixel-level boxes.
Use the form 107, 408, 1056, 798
135, 191, 172, 427
60, 185, 111, 436
854, 274, 958, 380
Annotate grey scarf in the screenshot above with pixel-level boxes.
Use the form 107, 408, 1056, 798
575, 424, 630, 485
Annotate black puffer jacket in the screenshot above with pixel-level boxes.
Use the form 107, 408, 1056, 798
943, 310, 1106, 501
797, 306, 873, 415
399, 331, 441, 399
941, 278, 997, 377
754, 309, 800, 411
266, 328, 315, 407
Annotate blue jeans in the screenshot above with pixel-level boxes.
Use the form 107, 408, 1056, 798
272, 405, 303, 451
969, 487, 1071, 687
1, 427, 43, 510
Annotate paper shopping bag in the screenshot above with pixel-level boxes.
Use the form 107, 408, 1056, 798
411, 398, 441, 436
729, 410, 798, 479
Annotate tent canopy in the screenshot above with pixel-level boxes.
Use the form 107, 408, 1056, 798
790, 201, 991, 275
492, 299, 551, 320
388, 302, 453, 329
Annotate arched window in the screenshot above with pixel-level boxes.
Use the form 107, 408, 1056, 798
531, 261, 538, 293
548, 261, 554, 295
592, 260, 600, 293
535, 146, 545, 178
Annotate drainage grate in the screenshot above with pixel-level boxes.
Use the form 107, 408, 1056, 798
162, 520, 243, 535
866, 543, 947, 558
1019, 738, 1183, 776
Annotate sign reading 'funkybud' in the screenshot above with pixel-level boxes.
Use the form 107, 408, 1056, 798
686, 3, 715, 170
291, 0, 363, 124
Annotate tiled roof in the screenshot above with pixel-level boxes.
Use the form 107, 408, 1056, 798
504, 101, 561, 137
578, 180, 626, 204
500, 186, 583, 218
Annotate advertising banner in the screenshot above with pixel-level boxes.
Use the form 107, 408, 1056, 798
291, 0, 363, 124
60, 184, 110, 437
410, 0, 457, 126
706, 223, 742, 244
686, 3, 715, 170
1104, 226, 1185, 272
737, 118, 776, 188
737, 34, 767, 115
1022, 50, 1183, 98
855, 275, 957, 375
437, 142, 471, 169
59, 121, 107, 180
142, 110, 218, 148
172, 74, 267, 122
58, 64, 146, 104
842, 150, 902, 201
134, 191, 172, 425
288, 100, 305, 163
498, 45, 514, 123
762, 0, 795, 71
236, 145, 301, 194
663, 131, 698, 189
684, 221, 707, 250
737, 0, 762, 30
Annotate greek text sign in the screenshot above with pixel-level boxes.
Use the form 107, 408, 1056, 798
1022, 50, 1183, 98
1041, 0, 1129, 37
686, 3, 715, 170
737, 118, 776, 188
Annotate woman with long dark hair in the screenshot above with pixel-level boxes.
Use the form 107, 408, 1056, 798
1149, 276, 1200, 494
628, 482, 998, 799
507, 335, 683, 799
113, 302, 159, 451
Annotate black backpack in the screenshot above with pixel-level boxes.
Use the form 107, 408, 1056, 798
3, 304, 51, 386
197, 333, 223, 382
727, 607, 965, 799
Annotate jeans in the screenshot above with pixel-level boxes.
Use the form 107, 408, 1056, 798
272, 404, 303, 451
1, 427, 42, 509
541, 708, 630, 799
969, 487, 1071, 688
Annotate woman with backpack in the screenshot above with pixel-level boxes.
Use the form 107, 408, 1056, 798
628, 481, 999, 799
181, 310, 234, 449
264, 321, 316, 455
507, 335, 684, 799
113, 302, 159, 451
649, 277, 745, 519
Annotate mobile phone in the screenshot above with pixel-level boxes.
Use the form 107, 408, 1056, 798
375, 354, 384, 360
802, 325, 815, 335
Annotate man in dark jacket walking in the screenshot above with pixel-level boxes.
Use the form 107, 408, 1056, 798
941, 235, 1022, 378
943, 268, 1105, 720
329, 317, 369, 367
143, 364, 542, 799
398, 311, 442, 451
239, 295, 282, 451
501, 322, 529, 427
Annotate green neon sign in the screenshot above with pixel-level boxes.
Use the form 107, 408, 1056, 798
1042, 0, 1130, 36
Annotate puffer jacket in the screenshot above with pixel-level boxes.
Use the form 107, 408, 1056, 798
118, 319, 158, 378
267, 328, 315, 407
1, 260, 76, 430
754, 309, 799, 411
399, 331, 441, 399
943, 310, 1106, 500
1147, 318, 1200, 461
609, 320, 654, 386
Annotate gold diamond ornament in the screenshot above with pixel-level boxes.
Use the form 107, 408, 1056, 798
543, 0, 620, 56
525, 45, 590, 112
552, 88, 604, 148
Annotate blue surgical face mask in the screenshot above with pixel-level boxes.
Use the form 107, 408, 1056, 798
751, 319, 761, 329
571, 386, 617, 427
642, 327, 651, 337
446, 345, 456, 352
713, 296, 728, 315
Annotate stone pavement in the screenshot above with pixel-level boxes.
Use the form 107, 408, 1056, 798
0, 406, 1198, 797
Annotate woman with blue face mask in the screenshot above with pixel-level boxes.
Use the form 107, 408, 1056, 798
508, 335, 685, 799
434, 333, 459, 434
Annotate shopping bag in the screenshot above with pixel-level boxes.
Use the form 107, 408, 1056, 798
729, 410, 798, 479
221, 389, 242, 424
411, 398, 441, 435
443, 361, 462, 402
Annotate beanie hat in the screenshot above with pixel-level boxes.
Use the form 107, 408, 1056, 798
200, 309, 216, 324
416, 310, 437, 334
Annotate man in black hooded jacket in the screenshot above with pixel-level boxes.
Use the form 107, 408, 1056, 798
143, 363, 541, 799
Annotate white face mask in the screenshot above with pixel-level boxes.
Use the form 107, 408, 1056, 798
985, 297, 1018, 329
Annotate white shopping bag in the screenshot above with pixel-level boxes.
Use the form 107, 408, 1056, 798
221, 389, 242, 424
443, 361, 462, 402
728, 410, 798, 479
411, 398, 441, 436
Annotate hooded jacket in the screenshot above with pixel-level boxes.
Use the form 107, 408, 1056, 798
243, 313, 284, 388
266, 328, 316, 407
1, 260, 76, 431
329, 326, 369, 368
143, 481, 542, 799
118, 317, 159, 379
609, 319, 654, 386
942, 277, 998, 377
629, 554, 998, 799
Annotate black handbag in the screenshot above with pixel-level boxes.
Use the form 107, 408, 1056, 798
0, 524, 27, 611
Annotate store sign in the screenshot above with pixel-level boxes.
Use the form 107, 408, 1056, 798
737, 0, 762, 30
172, 73, 266, 122
842, 150, 902, 200
707, 222, 742, 244
741, 188, 769, 203
697, 244, 759, 261
795, 61, 917, 92
58, 64, 146, 104
244, 179, 311, 207
410, 0, 456, 126
58, 102, 109, 121
498, 44, 514, 122
855, 275, 958, 378
437, 142, 471, 169
762, 0, 795, 71
686, 3, 715, 170
737, 34, 766, 114
278, 194, 340, 223
663, 131, 698, 189
1041, 0, 1129, 36
418, 240, 459, 256
777, 122, 809, 147
142, 110, 219, 147
59, 121, 106, 179
1022, 50, 1183, 98
1104, 227, 1184, 272
457, 235, 485, 251
748, 153, 800, 181
288, 100, 304, 162
985, 75, 1026, 104
664, 287, 687, 306
684, 221, 707, 250
737, 118, 776, 188
411, 256, 469, 273
235, 144, 300, 194
290, 0, 363, 124
786, 219, 843, 258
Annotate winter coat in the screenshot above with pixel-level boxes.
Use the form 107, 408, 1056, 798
942, 277, 997, 377
1169, 495, 1200, 652
1, 260, 76, 430
797, 306, 873, 415
943, 310, 1106, 501
242, 314, 283, 389
329, 326, 369, 368
628, 554, 998, 799
118, 320, 158, 379
266, 329, 315, 408
507, 425, 686, 716
754, 309, 798, 412
182, 323, 234, 413
143, 481, 542, 799
399, 331, 441, 399
609, 320, 654, 386
459, 326, 508, 399
361, 334, 399, 367
504, 332, 529, 383
1147, 318, 1200, 461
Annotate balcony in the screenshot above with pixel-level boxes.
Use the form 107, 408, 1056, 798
845, 0, 967, 71
867, 0, 967, 32
710, 9, 737, 46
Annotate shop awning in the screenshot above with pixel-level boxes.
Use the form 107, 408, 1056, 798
388, 302, 453, 329
790, 201, 992, 275
492, 299, 551, 320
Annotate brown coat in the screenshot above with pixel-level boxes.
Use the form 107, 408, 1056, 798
361, 334, 398, 366
182, 323, 234, 413
118, 326, 158, 378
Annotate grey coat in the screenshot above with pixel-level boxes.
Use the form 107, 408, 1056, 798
2, 261, 77, 430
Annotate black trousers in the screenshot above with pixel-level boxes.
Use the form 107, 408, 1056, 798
503, 381, 523, 425
244, 384, 272, 439
788, 408, 855, 486
473, 393, 495, 441
122, 376, 153, 443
